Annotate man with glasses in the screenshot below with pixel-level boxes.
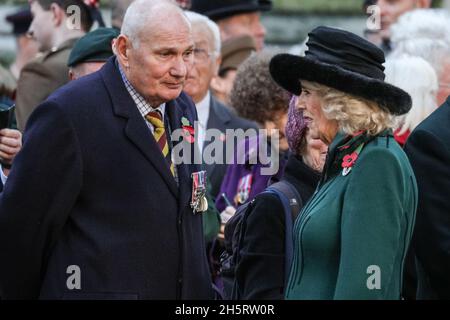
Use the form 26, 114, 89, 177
184, 11, 256, 199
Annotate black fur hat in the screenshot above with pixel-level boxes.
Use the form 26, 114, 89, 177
270, 26, 411, 115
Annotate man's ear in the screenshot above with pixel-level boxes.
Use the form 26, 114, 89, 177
213, 55, 222, 77
115, 35, 131, 69
68, 68, 76, 81
50, 3, 65, 27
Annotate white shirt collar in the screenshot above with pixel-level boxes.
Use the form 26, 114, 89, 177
195, 91, 210, 129
118, 62, 166, 119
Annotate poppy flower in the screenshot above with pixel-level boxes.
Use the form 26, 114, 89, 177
182, 125, 195, 144
342, 152, 358, 168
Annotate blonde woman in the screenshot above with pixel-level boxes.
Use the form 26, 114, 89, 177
270, 26, 417, 299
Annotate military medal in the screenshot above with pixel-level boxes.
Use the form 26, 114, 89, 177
191, 170, 207, 213
235, 173, 253, 205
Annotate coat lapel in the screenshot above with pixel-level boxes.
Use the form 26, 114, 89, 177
100, 57, 178, 198
204, 96, 230, 176
166, 97, 196, 208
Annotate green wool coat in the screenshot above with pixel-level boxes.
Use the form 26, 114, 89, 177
285, 130, 417, 300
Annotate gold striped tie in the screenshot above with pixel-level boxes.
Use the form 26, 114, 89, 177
145, 110, 175, 176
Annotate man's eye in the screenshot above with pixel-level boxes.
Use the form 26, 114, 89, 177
184, 50, 193, 57
160, 52, 171, 58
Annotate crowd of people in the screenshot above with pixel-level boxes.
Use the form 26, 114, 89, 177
0, 0, 449, 300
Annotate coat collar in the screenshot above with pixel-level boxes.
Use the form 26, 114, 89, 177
100, 57, 180, 198
284, 154, 321, 189
320, 130, 392, 184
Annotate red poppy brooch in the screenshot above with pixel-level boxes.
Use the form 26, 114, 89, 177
341, 143, 364, 176
181, 117, 195, 144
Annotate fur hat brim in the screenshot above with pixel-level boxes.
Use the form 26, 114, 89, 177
270, 53, 412, 116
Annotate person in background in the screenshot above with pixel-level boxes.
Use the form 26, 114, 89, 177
111, 0, 135, 30
389, 9, 450, 106
15, 0, 102, 131
5, 8, 39, 81
362, 0, 383, 48
183, 11, 257, 200
210, 35, 256, 106
216, 50, 290, 215
231, 96, 327, 299
191, 0, 271, 51
271, 26, 416, 299
404, 95, 450, 300
68, 27, 120, 81
209, 50, 289, 294
384, 55, 438, 146
375, 0, 431, 53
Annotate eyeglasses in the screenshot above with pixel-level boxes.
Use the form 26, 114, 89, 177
193, 48, 213, 63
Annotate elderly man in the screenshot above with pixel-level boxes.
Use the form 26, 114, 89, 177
375, 0, 431, 53
183, 11, 257, 200
191, 0, 271, 51
0, 0, 212, 299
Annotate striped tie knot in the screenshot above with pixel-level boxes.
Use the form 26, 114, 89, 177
145, 110, 175, 177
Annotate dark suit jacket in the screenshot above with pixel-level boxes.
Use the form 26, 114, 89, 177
204, 96, 258, 200
235, 154, 320, 299
404, 96, 450, 299
0, 57, 213, 299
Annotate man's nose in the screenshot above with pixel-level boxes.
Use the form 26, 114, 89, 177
170, 56, 189, 78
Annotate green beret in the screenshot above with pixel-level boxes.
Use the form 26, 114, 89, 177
68, 27, 120, 67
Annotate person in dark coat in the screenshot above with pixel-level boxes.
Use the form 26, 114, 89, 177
234, 96, 327, 299
0, 0, 212, 299
403, 96, 450, 299
183, 11, 257, 200
215, 50, 291, 215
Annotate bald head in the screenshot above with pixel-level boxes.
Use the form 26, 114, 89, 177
115, 0, 195, 107
121, 0, 191, 48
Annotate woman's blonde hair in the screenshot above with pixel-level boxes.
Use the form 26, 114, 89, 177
301, 81, 395, 136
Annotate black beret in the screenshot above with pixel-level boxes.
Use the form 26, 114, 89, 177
5, 8, 32, 36
68, 27, 119, 67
